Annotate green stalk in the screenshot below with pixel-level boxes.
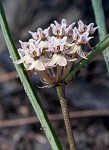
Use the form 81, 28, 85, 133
65, 34, 109, 83
56, 85, 76, 150
0, 1, 63, 149
92, 0, 109, 75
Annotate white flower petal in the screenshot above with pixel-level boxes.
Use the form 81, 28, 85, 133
29, 31, 38, 40
54, 20, 59, 26
61, 19, 66, 24
43, 27, 50, 37
89, 26, 98, 34
34, 60, 45, 70
47, 54, 57, 66
28, 62, 35, 70
29, 43, 36, 50
37, 28, 42, 35
14, 55, 28, 64
67, 22, 75, 32
25, 57, 33, 64
78, 20, 85, 32
62, 36, 67, 43
72, 47, 78, 54
57, 54, 67, 66
78, 51, 87, 59
19, 41, 29, 50
51, 24, 57, 35
18, 48, 25, 57
77, 46, 87, 59
66, 43, 77, 54
72, 27, 79, 40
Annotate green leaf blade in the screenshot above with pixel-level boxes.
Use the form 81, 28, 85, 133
92, 0, 109, 75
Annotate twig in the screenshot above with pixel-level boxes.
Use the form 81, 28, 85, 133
0, 110, 109, 128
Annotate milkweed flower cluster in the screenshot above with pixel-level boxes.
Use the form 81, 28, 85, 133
15, 19, 98, 87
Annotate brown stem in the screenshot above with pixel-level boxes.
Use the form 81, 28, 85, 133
56, 65, 62, 82
62, 62, 73, 80
56, 85, 76, 150
39, 71, 54, 84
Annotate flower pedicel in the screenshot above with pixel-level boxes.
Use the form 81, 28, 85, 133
14, 19, 98, 87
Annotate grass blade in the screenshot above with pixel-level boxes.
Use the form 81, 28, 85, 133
92, 0, 109, 75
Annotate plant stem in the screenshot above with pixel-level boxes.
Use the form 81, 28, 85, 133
56, 85, 76, 150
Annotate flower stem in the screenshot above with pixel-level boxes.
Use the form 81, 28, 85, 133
56, 85, 76, 150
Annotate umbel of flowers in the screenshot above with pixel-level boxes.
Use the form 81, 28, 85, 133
15, 19, 98, 87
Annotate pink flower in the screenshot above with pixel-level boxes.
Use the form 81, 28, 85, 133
47, 36, 77, 67
14, 41, 47, 71
29, 27, 50, 40
14, 40, 33, 64
15, 19, 97, 85
46, 36, 67, 66
51, 19, 75, 36
48, 36, 67, 52
77, 32, 93, 44
73, 44, 87, 59
72, 27, 93, 44
78, 20, 98, 34
66, 43, 87, 59
72, 27, 80, 41
86, 23, 99, 34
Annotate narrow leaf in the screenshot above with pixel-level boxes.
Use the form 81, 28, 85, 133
92, 0, 109, 75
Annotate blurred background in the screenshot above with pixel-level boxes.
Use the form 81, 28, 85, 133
0, 0, 109, 149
